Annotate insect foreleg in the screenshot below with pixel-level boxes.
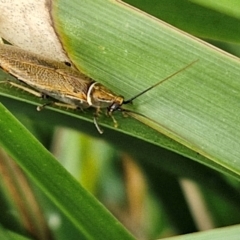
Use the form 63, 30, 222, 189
107, 111, 118, 128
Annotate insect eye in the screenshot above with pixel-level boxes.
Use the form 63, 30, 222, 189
108, 102, 120, 113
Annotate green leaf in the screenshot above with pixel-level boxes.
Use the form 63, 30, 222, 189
53, 0, 240, 178
1, 0, 240, 238
0, 224, 31, 240
162, 224, 240, 240
124, 0, 240, 43
0, 104, 134, 239
1, 0, 240, 179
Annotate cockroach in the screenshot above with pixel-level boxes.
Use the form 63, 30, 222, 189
0, 43, 197, 133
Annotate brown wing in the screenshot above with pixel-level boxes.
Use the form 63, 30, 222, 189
0, 44, 94, 106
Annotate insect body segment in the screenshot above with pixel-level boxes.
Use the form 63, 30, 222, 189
0, 43, 197, 133
0, 44, 127, 132
87, 82, 124, 109
0, 45, 120, 98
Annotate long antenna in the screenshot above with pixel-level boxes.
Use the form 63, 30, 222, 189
123, 59, 198, 104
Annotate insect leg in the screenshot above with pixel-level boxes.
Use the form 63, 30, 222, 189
36, 102, 54, 111
108, 112, 118, 128
37, 101, 81, 112
93, 116, 104, 134
52, 102, 79, 110
0, 80, 43, 97
92, 107, 103, 134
